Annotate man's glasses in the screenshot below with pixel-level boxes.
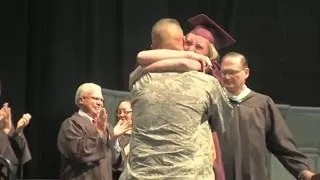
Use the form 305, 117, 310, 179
82, 96, 105, 103
221, 68, 245, 77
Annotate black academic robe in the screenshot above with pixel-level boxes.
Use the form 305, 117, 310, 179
112, 133, 131, 180
219, 91, 311, 180
116, 133, 131, 171
0, 127, 32, 174
57, 113, 113, 180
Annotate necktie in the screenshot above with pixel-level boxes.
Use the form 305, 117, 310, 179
92, 118, 98, 127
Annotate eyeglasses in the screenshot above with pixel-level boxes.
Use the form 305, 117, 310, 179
221, 69, 245, 77
82, 96, 105, 103
117, 109, 132, 115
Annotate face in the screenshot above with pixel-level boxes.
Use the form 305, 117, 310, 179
184, 33, 210, 56
117, 101, 132, 123
79, 89, 104, 118
221, 56, 249, 94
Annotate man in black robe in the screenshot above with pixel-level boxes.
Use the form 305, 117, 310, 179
57, 83, 118, 180
219, 52, 315, 180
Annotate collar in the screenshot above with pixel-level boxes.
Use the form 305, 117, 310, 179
78, 109, 94, 123
227, 85, 251, 103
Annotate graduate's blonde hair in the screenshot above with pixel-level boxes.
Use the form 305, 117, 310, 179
208, 43, 219, 60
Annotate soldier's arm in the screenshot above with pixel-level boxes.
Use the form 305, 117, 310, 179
137, 49, 211, 69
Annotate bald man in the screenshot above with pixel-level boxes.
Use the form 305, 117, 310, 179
122, 18, 232, 180
219, 52, 314, 180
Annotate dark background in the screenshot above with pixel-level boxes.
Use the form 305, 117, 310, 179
1, 0, 319, 178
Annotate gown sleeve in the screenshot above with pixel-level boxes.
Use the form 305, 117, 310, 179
57, 118, 107, 164
265, 97, 311, 178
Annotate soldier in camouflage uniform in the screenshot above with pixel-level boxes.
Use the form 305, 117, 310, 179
121, 18, 232, 180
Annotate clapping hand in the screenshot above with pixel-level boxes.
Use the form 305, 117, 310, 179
113, 119, 132, 139
16, 113, 32, 136
0, 103, 12, 134
97, 108, 108, 134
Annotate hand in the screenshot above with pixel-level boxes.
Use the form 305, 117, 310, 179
300, 170, 315, 180
97, 108, 108, 132
205, 65, 216, 75
0, 109, 5, 121
1, 103, 12, 134
198, 56, 212, 73
187, 51, 212, 72
16, 113, 32, 136
113, 120, 132, 139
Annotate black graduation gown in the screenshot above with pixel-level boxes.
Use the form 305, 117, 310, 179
112, 133, 131, 180
0, 127, 32, 179
57, 113, 113, 180
219, 91, 310, 180
117, 133, 131, 171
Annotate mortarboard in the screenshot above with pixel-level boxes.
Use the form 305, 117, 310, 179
187, 14, 236, 50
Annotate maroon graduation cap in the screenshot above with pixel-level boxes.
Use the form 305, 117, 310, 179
187, 14, 236, 50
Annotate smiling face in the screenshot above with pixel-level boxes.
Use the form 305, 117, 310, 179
221, 55, 249, 95
117, 101, 132, 124
76, 83, 104, 118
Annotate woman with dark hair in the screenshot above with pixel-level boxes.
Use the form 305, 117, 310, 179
114, 99, 132, 156
112, 99, 132, 180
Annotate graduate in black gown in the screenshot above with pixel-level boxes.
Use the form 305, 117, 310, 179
219, 52, 315, 180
